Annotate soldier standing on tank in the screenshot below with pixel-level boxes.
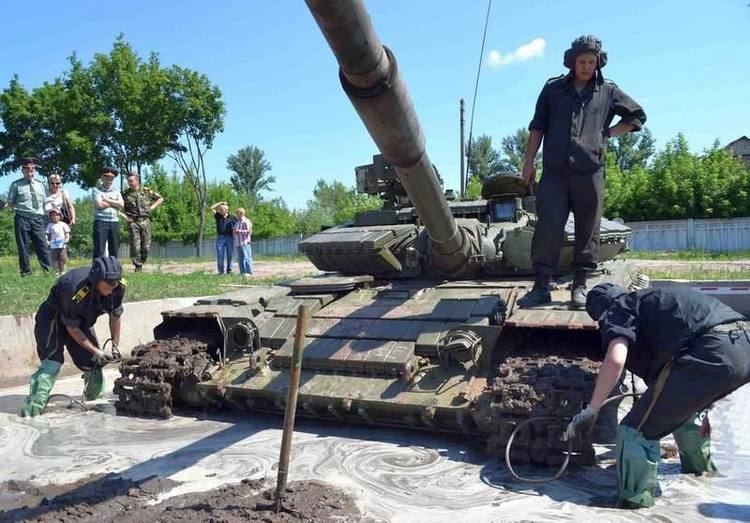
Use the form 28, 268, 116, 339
120, 171, 164, 272
518, 35, 646, 309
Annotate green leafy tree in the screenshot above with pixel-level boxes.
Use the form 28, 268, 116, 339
166, 66, 225, 256
607, 127, 656, 172
465, 175, 483, 199
296, 179, 381, 234
499, 128, 540, 172
227, 145, 275, 199
466, 134, 503, 182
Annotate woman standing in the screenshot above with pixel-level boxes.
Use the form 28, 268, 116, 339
44, 174, 76, 226
233, 207, 253, 278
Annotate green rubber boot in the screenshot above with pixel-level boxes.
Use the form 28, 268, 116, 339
82, 368, 105, 401
616, 425, 661, 509
672, 410, 718, 475
20, 360, 62, 417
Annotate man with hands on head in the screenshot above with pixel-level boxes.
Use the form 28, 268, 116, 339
565, 283, 750, 509
20, 256, 126, 417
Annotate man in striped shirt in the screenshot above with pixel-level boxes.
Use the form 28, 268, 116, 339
233, 207, 253, 277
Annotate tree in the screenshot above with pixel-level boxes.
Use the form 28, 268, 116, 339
166, 66, 225, 256
499, 128, 539, 172
227, 145, 275, 199
466, 134, 503, 181
607, 127, 656, 172
296, 179, 381, 235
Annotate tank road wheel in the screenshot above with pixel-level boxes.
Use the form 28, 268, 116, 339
114, 337, 210, 418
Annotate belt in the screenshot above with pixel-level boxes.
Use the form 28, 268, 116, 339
129, 216, 150, 222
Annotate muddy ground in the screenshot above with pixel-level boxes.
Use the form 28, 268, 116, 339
0, 477, 360, 522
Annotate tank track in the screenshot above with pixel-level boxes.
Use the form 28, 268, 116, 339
480, 330, 605, 466
114, 337, 210, 418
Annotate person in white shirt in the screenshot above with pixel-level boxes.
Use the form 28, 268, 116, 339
91, 167, 123, 259
46, 209, 71, 274
44, 174, 76, 226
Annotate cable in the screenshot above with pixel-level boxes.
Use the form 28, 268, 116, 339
464, 0, 493, 194
505, 393, 640, 483
46, 394, 88, 412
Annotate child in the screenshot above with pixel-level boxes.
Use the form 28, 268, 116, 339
233, 207, 253, 278
46, 209, 71, 274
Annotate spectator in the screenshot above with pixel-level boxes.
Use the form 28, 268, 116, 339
92, 167, 123, 259
6, 156, 51, 276
120, 171, 164, 272
45, 209, 70, 275
44, 174, 76, 226
233, 207, 253, 278
210, 201, 235, 274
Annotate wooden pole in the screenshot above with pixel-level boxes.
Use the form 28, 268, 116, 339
274, 304, 309, 512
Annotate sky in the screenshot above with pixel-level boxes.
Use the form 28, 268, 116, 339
1, 1, 749, 209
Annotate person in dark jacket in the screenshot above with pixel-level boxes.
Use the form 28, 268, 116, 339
518, 35, 646, 309
20, 256, 126, 417
210, 201, 236, 275
565, 283, 750, 508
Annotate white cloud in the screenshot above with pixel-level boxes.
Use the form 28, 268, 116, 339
487, 38, 547, 68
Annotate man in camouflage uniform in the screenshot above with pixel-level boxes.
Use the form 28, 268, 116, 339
120, 172, 163, 272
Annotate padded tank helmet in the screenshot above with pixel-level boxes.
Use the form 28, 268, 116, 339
90, 256, 123, 283
586, 283, 627, 321
563, 34, 608, 69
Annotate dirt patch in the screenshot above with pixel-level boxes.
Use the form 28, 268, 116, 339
1, 477, 361, 523
136, 260, 317, 278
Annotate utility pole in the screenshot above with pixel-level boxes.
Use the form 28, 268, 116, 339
460, 98, 466, 198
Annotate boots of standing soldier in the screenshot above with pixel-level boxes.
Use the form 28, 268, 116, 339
518, 274, 552, 308
571, 271, 588, 309
20, 360, 62, 417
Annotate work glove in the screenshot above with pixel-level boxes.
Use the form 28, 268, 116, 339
91, 348, 112, 367
564, 406, 599, 441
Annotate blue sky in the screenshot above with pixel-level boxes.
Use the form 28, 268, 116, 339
1, 1, 749, 209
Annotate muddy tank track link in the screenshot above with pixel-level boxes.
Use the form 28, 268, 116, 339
114, 337, 210, 418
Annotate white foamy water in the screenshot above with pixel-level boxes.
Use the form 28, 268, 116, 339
0, 370, 748, 522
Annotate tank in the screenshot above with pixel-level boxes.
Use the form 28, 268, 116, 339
115, 0, 642, 466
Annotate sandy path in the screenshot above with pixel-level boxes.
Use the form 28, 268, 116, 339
133, 259, 318, 278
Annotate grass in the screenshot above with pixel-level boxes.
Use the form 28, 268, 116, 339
0, 256, 307, 315
624, 250, 750, 261
643, 269, 750, 281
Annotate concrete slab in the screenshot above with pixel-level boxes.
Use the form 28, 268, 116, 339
0, 297, 203, 388
0, 370, 748, 521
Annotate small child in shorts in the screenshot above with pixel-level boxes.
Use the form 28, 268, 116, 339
46, 209, 70, 274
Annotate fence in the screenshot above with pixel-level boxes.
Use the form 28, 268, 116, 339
627, 217, 750, 252
117, 234, 304, 259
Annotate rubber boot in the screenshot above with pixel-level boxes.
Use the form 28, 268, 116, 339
518, 275, 552, 308
20, 360, 62, 417
570, 272, 588, 309
83, 368, 105, 401
615, 425, 661, 509
672, 410, 718, 475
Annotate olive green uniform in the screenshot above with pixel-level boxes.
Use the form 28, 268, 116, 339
122, 186, 161, 269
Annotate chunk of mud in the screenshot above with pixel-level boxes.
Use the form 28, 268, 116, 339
0, 476, 360, 523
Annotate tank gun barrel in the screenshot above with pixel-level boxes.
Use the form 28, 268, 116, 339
305, 0, 462, 255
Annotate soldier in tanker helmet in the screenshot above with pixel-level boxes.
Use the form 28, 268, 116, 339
518, 35, 646, 309
120, 171, 164, 272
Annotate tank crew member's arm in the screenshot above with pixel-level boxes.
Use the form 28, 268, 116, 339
522, 84, 549, 186
604, 86, 646, 139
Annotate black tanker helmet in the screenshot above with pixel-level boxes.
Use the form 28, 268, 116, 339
586, 282, 627, 321
563, 34, 608, 69
90, 256, 123, 286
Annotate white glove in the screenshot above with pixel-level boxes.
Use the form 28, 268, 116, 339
91, 349, 110, 367
564, 406, 600, 441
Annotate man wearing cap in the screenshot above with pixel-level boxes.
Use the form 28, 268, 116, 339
6, 157, 51, 276
20, 256, 126, 417
565, 283, 750, 508
120, 171, 164, 272
518, 35, 647, 309
92, 167, 124, 259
